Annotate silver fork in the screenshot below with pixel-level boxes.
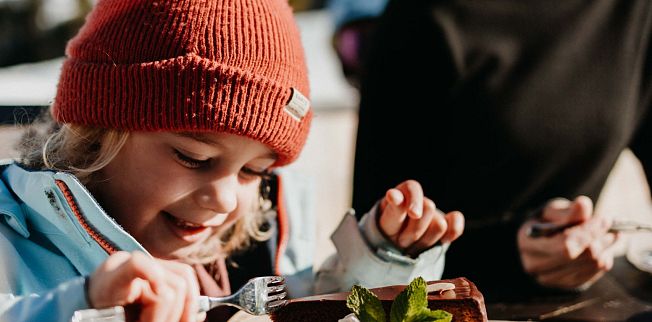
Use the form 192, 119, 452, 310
71, 276, 288, 322
198, 275, 287, 314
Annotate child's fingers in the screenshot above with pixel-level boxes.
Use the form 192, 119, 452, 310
91, 252, 198, 322
125, 252, 167, 295
158, 260, 201, 322
440, 211, 465, 244
394, 180, 424, 219
162, 275, 187, 322
126, 254, 187, 322
138, 281, 178, 322
88, 251, 131, 308
90, 251, 164, 308
100, 251, 133, 271
106, 253, 178, 322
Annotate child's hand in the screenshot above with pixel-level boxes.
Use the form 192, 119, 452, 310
378, 180, 464, 257
88, 251, 205, 322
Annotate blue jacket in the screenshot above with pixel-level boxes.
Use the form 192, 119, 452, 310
0, 161, 448, 322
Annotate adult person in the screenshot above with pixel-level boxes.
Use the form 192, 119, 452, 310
338, 0, 652, 300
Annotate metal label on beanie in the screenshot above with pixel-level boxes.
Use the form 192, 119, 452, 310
284, 88, 310, 121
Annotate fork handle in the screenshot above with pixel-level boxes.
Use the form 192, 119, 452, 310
197, 294, 240, 312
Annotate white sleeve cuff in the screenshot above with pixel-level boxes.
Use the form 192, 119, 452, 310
331, 210, 448, 289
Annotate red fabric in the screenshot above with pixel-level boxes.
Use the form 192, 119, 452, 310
274, 175, 289, 276
195, 261, 233, 321
52, 0, 311, 166
195, 262, 231, 297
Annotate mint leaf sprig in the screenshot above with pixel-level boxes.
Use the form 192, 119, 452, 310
346, 285, 387, 322
346, 277, 452, 322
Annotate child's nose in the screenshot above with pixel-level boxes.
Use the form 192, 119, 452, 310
195, 177, 238, 214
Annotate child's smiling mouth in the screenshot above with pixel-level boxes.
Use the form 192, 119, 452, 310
162, 211, 213, 242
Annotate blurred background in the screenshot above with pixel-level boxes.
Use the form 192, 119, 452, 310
0, 0, 650, 271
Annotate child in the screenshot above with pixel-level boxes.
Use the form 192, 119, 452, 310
0, 0, 464, 321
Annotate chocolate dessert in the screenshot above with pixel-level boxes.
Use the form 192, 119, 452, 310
271, 277, 487, 322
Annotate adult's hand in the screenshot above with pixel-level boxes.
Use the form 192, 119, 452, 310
378, 180, 464, 257
518, 196, 618, 290
87, 251, 205, 322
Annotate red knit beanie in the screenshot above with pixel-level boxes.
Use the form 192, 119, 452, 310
52, 0, 311, 166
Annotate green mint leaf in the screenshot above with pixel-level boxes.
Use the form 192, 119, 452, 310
390, 277, 428, 322
406, 309, 453, 322
346, 285, 387, 322
347, 277, 453, 322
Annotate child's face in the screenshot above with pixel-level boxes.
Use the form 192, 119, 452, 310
93, 131, 276, 260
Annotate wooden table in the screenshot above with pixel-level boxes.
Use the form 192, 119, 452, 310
486, 257, 652, 321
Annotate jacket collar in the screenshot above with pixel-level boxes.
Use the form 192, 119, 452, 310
1, 161, 146, 275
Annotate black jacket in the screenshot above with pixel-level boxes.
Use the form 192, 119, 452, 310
352, 0, 652, 300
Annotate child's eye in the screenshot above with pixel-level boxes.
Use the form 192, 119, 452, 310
240, 167, 271, 181
173, 149, 210, 168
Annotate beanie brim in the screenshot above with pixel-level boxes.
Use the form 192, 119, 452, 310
52, 54, 312, 166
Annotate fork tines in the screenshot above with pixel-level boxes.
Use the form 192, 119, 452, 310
265, 276, 288, 312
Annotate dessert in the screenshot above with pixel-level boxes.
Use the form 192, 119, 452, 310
271, 277, 487, 322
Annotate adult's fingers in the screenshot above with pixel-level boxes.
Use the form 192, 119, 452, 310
523, 230, 617, 277
397, 198, 445, 249
519, 215, 610, 259
579, 232, 618, 273
560, 216, 612, 258
380, 188, 404, 211
394, 180, 425, 219
379, 180, 427, 237
540, 196, 592, 225
404, 209, 464, 256
379, 188, 408, 237
534, 235, 617, 289
405, 214, 448, 256
440, 211, 464, 244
